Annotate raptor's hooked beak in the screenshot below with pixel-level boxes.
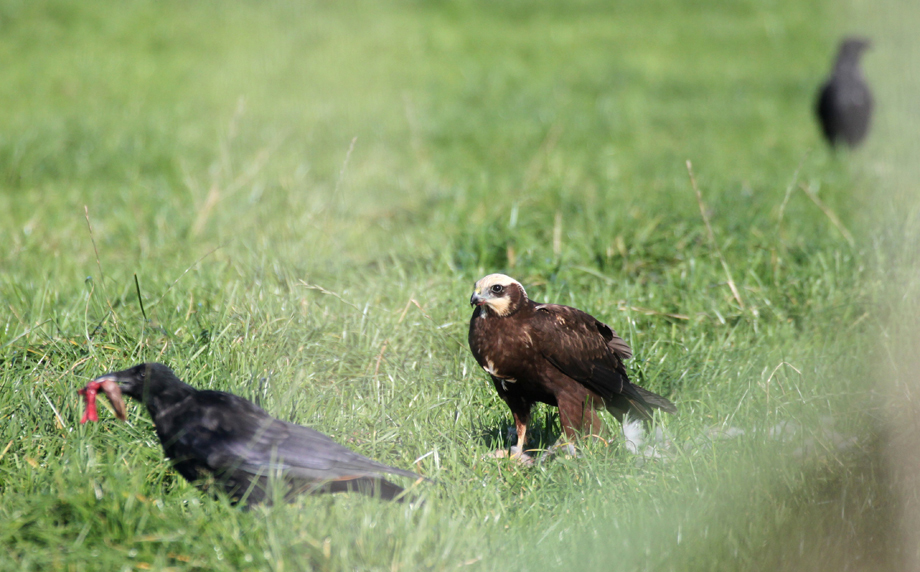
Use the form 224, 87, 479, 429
470, 290, 485, 307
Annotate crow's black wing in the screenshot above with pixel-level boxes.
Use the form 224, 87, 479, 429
816, 80, 837, 143
181, 392, 419, 483
219, 417, 420, 482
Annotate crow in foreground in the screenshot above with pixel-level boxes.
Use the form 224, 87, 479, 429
816, 37, 873, 148
81, 363, 422, 505
468, 274, 676, 460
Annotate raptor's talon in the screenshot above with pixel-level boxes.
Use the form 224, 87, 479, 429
540, 442, 578, 462
486, 447, 534, 466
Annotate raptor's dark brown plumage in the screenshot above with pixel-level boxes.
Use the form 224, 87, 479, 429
82, 363, 421, 505
468, 274, 676, 457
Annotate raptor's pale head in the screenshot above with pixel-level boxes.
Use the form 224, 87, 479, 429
470, 274, 528, 317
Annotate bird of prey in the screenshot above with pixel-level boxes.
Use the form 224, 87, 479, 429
79, 363, 422, 505
468, 274, 676, 459
816, 37, 873, 148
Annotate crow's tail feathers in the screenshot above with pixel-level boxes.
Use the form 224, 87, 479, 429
328, 477, 410, 502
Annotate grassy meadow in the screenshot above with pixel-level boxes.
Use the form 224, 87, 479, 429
1, 0, 917, 570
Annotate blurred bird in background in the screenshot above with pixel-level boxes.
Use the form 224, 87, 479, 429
816, 37, 873, 148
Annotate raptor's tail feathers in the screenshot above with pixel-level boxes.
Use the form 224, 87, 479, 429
633, 386, 677, 415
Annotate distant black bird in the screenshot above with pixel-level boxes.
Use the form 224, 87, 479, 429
83, 363, 421, 505
816, 37, 873, 148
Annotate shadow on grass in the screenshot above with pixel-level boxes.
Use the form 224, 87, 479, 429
476, 409, 564, 452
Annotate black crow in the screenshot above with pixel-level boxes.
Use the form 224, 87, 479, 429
81, 363, 422, 505
816, 37, 873, 148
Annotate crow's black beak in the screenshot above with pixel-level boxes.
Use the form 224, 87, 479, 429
94, 372, 134, 397
92, 373, 119, 386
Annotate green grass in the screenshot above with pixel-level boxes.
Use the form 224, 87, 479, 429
1, 0, 916, 569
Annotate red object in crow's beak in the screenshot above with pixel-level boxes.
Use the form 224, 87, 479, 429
78, 380, 102, 423
78, 376, 127, 423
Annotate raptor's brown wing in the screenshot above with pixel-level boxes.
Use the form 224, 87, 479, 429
530, 304, 640, 405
